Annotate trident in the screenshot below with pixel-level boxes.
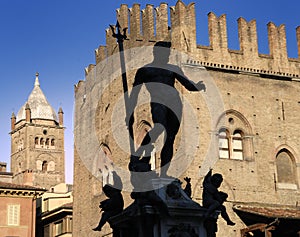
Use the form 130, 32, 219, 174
110, 21, 135, 156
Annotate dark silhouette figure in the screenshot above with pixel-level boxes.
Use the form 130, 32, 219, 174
93, 171, 124, 232
202, 169, 235, 237
183, 177, 192, 198
127, 41, 206, 176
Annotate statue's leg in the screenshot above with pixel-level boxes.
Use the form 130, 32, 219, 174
219, 205, 235, 225
131, 103, 166, 165
160, 106, 181, 176
92, 212, 111, 231
138, 103, 167, 163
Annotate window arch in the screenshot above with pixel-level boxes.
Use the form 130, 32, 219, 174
218, 129, 244, 160
40, 138, 45, 147
42, 161, 48, 172
17, 139, 24, 151
35, 137, 39, 145
232, 130, 243, 160
45, 138, 50, 146
216, 110, 253, 161
218, 129, 229, 159
276, 149, 297, 189
18, 162, 22, 173
92, 143, 114, 187
135, 120, 156, 169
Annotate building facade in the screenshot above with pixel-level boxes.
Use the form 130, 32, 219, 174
0, 182, 45, 237
73, 1, 300, 236
38, 183, 73, 237
10, 73, 65, 189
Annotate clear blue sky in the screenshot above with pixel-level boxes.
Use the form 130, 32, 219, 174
0, 0, 299, 184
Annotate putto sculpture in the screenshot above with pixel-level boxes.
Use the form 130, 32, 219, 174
93, 171, 124, 232
202, 169, 235, 237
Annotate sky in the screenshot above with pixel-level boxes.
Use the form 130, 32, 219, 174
0, 0, 299, 184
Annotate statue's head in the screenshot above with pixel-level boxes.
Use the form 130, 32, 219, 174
103, 184, 118, 197
153, 41, 171, 64
211, 173, 223, 188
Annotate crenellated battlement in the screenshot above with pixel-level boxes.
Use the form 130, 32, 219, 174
88, 0, 300, 78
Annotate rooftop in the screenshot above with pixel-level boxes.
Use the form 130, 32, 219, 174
16, 73, 58, 123
0, 181, 47, 192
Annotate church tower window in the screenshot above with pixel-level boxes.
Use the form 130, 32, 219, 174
40, 138, 45, 147
45, 138, 50, 146
42, 161, 48, 172
35, 137, 39, 145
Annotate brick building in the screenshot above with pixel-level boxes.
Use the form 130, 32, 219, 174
73, 1, 300, 236
10, 73, 65, 189
38, 183, 73, 237
0, 181, 45, 237
2, 73, 71, 237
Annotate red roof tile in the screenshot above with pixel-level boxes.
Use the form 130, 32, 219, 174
0, 181, 47, 191
233, 204, 300, 219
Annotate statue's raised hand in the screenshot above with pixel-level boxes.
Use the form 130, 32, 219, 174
196, 81, 206, 92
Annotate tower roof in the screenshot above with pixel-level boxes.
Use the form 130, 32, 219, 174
16, 73, 58, 122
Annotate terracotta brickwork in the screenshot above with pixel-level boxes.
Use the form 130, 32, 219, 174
73, 1, 300, 236
0, 182, 45, 237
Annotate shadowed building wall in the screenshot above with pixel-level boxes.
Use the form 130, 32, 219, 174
73, 1, 300, 236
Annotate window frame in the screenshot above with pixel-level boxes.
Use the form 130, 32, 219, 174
7, 204, 20, 226
218, 128, 244, 160
276, 149, 298, 190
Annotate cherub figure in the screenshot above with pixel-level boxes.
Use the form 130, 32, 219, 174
202, 169, 235, 226
183, 177, 192, 198
93, 171, 124, 232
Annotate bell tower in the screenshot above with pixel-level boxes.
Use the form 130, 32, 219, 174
10, 73, 65, 189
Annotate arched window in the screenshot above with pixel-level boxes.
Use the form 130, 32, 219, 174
232, 130, 243, 160
35, 137, 39, 145
216, 110, 254, 161
42, 161, 48, 172
51, 139, 55, 147
276, 149, 297, 189
45, 138, 49, 146
99, 144, 113, 186
218, 129, 229, 159
40, 138, 44, 147
136, 120, 155, 169
18, 162, 22, 172
218, 129, 244, 160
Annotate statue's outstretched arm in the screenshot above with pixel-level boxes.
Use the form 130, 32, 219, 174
175, 68, 206, 92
